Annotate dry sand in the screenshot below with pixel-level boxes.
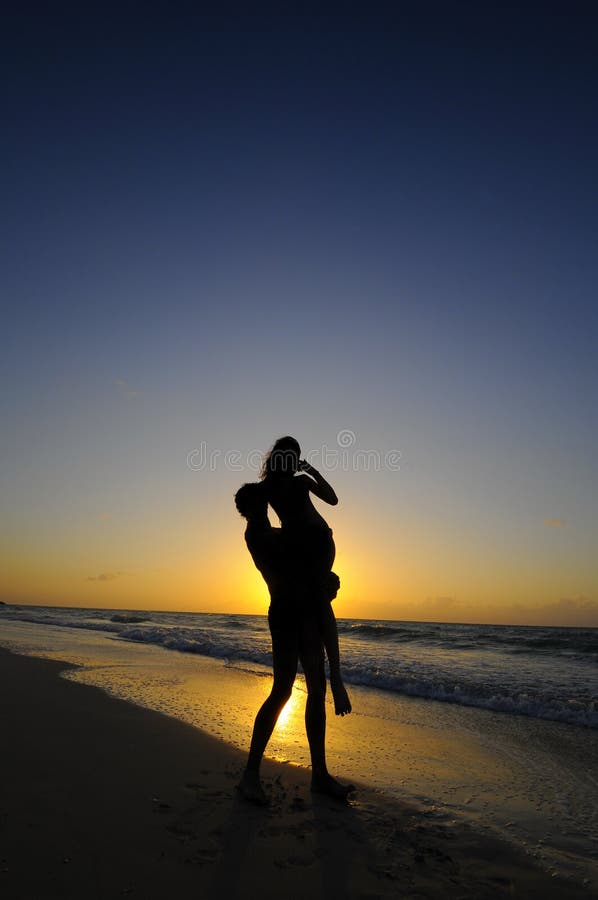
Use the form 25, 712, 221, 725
0, 647, 587, 899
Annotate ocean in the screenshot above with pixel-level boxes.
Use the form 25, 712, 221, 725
1, 603, 597, 728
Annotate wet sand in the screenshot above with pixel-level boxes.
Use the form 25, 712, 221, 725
0, 647, 588, 899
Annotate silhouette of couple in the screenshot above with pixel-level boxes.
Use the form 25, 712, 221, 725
235, 436, 353, 805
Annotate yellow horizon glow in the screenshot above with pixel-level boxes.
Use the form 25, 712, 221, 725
2, 519, 597, 627
2, 474, 596, 627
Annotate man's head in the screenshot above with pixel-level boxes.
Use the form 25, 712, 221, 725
234, 482, 268, 521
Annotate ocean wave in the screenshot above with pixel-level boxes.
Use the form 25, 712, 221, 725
338, 623, 425, 640
339, 665, 598, 729
117, 625, 273, 668
338, 621, 598, 662
2, 606, 597, 728
0, 608, 126, 634
110, 614, 149, 624
220, 619, 252, 630
5, 606, 596, 660
116, 625, 598, 728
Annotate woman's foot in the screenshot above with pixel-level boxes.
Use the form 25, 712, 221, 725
330, 673, 352, 716
237, 770, 269, 806
311, 772, 356, 800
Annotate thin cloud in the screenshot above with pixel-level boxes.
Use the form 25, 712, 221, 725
554, 596, 597, 612
402, 594, 598, 627
504, 596, 597, 617
526, 596, 598, 627
544, 517, 567, 527
86, 571, 124, 582
114, 378, 141, 399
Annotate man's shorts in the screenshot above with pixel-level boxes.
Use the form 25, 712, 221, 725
268, 601, 325, 666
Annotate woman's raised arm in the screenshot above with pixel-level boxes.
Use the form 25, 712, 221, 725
298, 460, 338, 505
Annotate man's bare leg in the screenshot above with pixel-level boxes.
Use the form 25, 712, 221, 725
301, 621, 355, 800
238, 643, 296, 805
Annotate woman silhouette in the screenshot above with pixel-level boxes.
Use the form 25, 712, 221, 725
261, 436, 351, 716
234, 437, 352, 805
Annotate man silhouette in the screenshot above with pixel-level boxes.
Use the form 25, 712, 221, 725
234, 482, 353, 804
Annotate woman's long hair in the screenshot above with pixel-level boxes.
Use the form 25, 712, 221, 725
260, 436, 300, 480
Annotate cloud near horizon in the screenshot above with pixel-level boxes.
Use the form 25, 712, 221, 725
86, 572, 124, 582
405, 594, 597, 627
544, 518, 567, 527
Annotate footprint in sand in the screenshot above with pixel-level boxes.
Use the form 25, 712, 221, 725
274, 854, 315, 869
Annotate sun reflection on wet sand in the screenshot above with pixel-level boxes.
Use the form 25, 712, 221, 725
273, 684, 304, 735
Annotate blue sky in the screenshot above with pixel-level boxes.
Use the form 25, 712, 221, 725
2, 4, 597, 622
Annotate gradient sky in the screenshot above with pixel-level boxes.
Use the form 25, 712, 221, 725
2, 4, 597, 625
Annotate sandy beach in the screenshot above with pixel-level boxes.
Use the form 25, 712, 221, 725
0, 646, 589, 899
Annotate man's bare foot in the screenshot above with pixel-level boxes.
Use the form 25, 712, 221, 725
311, 773, 355, 800
237, 771, 269, 806
330, 674, 352, 716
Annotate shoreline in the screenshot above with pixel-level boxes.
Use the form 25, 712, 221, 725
0, 646, 589, 899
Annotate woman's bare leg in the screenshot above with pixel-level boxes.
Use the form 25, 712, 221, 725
309, 534, 351, 717
318, 602, 351, 716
